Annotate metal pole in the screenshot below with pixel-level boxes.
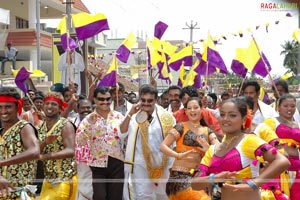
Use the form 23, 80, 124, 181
66, 0, 72, 31
36, 0, 41, 70
182, 20, 200, 43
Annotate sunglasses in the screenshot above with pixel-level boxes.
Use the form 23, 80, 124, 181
141, 98, 155, 103
96, 97, 111, 102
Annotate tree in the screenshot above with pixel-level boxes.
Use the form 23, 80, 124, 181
280, 40, 299, 75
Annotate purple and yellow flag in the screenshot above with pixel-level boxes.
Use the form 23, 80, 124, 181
72, 12, 109, 40
15, 66, 30, 94
157, 49, 172, 85
231, 39, 271, 78
183, 59, 202, 89
57, 17, 78, 51
168, 45, 193, 71
201, 33, 228, 74
97, 55, 117, 87
146, 38, 161, 69
230, 48, 248, 78
154, 21, 168, 40
116, 32, 137, 63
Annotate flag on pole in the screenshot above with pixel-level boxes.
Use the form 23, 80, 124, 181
57, 17, 78, 51
12, 69, 46, 78
97, 55, 117, 87
154, 21, 168, 40
196, 33, 228, 75
15, 66, 31, 94
231, 38, 271, 77
146, 38, 162, 69
116, 32, 137, 63
183, 59, 202, 89
230, 48, 248, 78
157, 51, 172, 84
72, 12, 109, 40
202, 33, 228, 74
168, 45, 193, 71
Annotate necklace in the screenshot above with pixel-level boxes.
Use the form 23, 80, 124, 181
189, 121, 200, 128
222, 134, 242, 149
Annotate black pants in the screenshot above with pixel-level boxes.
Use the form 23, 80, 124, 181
90, 156, 124, 200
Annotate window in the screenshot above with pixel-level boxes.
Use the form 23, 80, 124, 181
16, 17, 28, 29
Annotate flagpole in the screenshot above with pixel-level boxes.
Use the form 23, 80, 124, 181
251, 35, 280, 98
115, 55, 119, 108
26, 93, 39, 111
237, 78, 246, 96
204, 31, 210, 95
204, 60, 209, 96
65, 1, 73, 86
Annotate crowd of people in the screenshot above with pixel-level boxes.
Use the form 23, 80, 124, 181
0, 77, 299, 200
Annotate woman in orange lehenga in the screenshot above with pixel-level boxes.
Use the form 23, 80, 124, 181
160, 97, 219, 200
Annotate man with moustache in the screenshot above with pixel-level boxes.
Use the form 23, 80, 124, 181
120, 84, 175, 200
110, 82, 132, 116
38, 92, 77, 200
166, 85, 182, 113
74, 98, 93, 200
242, 80, 278, 124
76, 87, 125, 200
0, 87, 40, 199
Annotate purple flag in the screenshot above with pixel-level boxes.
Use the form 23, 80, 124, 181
61, 35, 78, 51
15, 67, 31, 94
154, 21, 168, 40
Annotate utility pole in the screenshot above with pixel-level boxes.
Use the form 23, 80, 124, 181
182, 20, 200, 43
64, 0, 73, 33
36, 0, 40, 70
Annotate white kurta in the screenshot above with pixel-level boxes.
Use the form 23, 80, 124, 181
120, 105, 175, 200
252, 100, 279, 124
58, 51, 85, 94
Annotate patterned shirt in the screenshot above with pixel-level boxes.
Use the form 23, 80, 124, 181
0, 120, 37, 199
76, 110, 124, 168
73, 118, 91, 163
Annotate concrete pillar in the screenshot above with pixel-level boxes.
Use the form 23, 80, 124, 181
28, 0, 39, 70
30, 49, 37, 71
28, 0, 36, 29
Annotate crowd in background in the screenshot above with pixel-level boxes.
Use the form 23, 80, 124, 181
0, 77, 299, 200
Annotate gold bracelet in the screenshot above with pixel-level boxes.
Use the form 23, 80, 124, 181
176, 152, 180, 160
127, 113, 132, 119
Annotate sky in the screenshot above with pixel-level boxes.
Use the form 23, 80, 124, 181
48, 0, 299, 77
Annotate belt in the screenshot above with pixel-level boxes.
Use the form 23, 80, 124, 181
172, 166, 191, 173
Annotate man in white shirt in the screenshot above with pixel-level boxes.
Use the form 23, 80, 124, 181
242, 80, 278, 124
120, 84, 175, 200
1, 43, 18, 74
58, 50, 85, 94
